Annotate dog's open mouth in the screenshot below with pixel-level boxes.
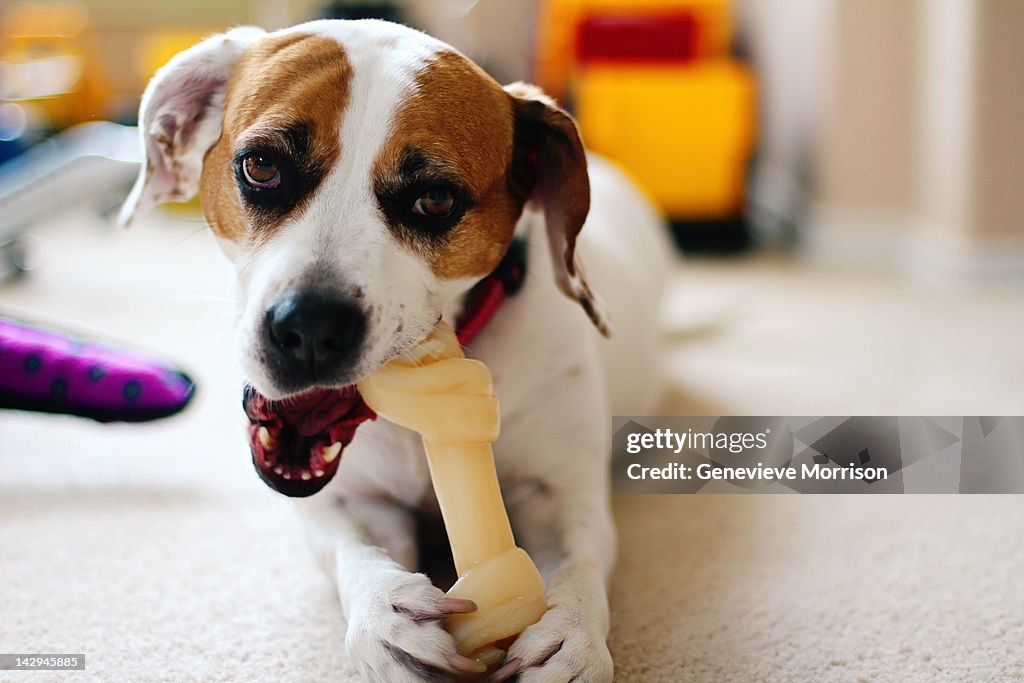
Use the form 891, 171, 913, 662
243, 385, 376, 497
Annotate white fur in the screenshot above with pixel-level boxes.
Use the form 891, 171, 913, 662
126, 19, 669, 682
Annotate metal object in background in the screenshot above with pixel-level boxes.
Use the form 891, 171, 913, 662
0, 122, 141, 283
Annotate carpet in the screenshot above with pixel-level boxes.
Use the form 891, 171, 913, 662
2, 212, 1023, 682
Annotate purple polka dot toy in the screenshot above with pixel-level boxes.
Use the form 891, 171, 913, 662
0, 317, 195, 422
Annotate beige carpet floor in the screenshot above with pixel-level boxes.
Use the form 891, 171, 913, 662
2, 210, 1023, 682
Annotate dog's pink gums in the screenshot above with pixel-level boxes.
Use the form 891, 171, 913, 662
243, 385, 375, 496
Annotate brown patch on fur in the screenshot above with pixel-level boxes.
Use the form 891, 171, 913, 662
200, 32, 352, 242
373, 51, 526, 279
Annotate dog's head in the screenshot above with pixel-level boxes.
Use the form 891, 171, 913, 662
121, 20, 607, 494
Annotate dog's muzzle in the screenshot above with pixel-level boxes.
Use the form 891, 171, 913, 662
245, 289, 374, 496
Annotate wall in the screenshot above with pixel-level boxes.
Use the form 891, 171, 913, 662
817, 0, 918, 218
805, 0, 1024, 277
970, 0, 1024, 242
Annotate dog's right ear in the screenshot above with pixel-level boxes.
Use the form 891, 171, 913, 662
119, 27, 265, 227
505, 82, 611, 337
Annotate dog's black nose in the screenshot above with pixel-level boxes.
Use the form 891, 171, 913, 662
266, 292, 365, 380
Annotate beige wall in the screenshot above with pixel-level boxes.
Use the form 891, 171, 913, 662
818, 0, 918, 215
970, 0, 1024, 239
916, 0, 975, 241
406, 0, 533, 83
806, 0, 1024, 273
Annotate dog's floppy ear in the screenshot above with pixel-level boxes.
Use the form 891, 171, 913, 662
119, 27, 265, 226
505, 82, 611, 337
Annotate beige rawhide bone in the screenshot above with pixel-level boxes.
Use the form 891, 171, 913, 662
357, 322, 547, 663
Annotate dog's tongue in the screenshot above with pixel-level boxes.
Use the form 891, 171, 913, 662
243, 385, 375, 497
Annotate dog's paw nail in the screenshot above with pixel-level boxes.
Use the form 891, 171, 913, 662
440, 597, 477, 614
491, 658, 520, 682
446, 652, 486, 674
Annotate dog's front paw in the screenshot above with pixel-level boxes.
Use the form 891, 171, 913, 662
493, 606, 612, 683
345, 571, 482, 682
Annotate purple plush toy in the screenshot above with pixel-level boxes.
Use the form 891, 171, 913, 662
0, 316, 195, 422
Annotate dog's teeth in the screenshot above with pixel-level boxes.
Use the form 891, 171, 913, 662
301, 471, 311, 481
283, 471, 291, 479
322, 442, 342, 463
258, 426, 275, 449
314, 470, 325, 478
274, 466, 284, 475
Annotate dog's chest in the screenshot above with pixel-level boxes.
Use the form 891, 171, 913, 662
332, 418, 433, 505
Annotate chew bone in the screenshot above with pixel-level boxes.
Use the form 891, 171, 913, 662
357, 322, 547, 660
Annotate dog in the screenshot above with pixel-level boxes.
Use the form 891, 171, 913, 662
121, 19, 668, 682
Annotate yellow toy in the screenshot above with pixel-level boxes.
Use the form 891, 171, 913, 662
575, 59, 755, 218
534, 0, 757, 223
536, 0, 733, 100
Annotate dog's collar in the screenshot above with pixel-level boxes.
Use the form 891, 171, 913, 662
455, 237, 528, 346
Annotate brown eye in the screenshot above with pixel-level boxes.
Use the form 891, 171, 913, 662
412, 187, 456, 217
242, 154, 281, 188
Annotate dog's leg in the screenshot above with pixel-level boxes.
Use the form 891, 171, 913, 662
294, 494, 482, 682
495, 477, 616, 682
493, 387, 617, 682
495, 475, 614, 683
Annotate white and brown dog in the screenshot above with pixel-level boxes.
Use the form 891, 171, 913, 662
121, 19, 667, 682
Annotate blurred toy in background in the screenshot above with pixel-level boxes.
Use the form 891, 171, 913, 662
0, 0, 110, 131
537, 0, 757, 250
536, 0, 733, 99
0, 2, 141, 280
0, 121, 141, 281
0, 316, 195, 422
0, 3, 195, 422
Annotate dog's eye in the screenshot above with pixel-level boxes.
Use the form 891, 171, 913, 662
242, 154, 282, 189
412, 187, 456, 218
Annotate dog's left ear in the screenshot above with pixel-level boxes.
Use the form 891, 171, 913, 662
505, 82, 611, 337
119, 26, 265, 226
